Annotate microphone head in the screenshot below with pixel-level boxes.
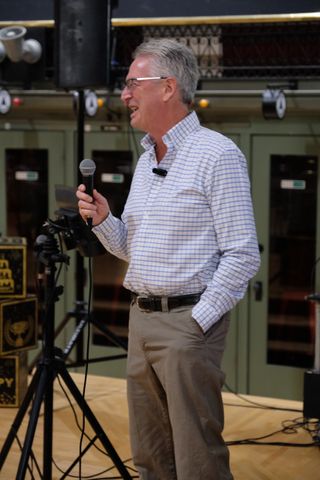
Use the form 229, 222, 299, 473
79, 159, 96, 176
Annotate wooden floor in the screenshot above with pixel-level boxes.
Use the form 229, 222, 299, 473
0, 373, 319, 479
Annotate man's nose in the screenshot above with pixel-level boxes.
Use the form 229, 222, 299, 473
121, 87, 131, 104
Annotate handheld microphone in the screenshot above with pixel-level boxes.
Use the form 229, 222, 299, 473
152, 167, 167, 177
79, 158, 96, 228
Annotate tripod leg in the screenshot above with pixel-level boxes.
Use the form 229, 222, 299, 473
57, 365, 133, 480
62, 314, 88, 359
16, 366, 50, 480
60, 434, 98, 479
0, 366, 42, 469
43, 368, 54, 479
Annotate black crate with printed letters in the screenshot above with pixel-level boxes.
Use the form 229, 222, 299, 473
0, 296, 38, 355
0, 352, 28, 407
0, 239, 27, 299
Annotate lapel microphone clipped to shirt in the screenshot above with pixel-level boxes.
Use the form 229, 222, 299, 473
152, 168, 167, 177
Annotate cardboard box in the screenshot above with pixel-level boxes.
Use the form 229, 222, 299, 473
0, 296, 38, 355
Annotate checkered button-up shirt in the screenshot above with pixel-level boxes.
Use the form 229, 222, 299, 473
94, 111, 260, 332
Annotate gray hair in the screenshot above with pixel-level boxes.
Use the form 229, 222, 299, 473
133, 38, 200, 104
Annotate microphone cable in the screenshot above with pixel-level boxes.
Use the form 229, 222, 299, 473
78, 254, 93, 480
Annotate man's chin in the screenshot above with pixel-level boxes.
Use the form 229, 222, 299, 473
130, 118, 146, 133
130, 115, 138, 128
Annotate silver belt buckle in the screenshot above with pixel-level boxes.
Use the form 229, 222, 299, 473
136, 296, 152, 313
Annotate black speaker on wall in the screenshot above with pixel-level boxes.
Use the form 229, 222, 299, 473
54, 0, 112, 89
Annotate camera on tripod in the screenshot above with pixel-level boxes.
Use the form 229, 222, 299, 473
48, 184, 105, 258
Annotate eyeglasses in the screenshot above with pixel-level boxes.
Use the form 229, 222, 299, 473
123, 76, 168, 90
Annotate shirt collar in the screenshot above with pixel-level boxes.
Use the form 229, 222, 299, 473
141, 111, 201, 152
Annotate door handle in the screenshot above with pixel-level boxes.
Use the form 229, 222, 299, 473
253, 281, 263, 301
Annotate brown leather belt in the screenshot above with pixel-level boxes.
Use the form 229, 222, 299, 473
131, 292, 201, 313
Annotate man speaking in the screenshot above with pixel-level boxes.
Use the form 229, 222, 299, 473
77, 38, 260, 480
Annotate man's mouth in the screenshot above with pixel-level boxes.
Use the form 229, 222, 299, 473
129, 106, 138, 119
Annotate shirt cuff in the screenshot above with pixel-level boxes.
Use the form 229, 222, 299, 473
192, 299, 221, 333
93, 213, 117, 235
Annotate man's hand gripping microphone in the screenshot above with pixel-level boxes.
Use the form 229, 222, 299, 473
79, 158, 96, 228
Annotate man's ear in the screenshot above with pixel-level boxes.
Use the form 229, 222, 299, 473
163, 77, 178, 102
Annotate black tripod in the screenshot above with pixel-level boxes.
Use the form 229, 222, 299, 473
28, 297, 128, 373
0, 233, 132, 479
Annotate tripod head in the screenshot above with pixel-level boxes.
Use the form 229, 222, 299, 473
34, 229, 70, 268
34, 227, 68, 318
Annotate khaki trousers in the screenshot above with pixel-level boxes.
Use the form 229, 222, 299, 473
126, 303, 233, 480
